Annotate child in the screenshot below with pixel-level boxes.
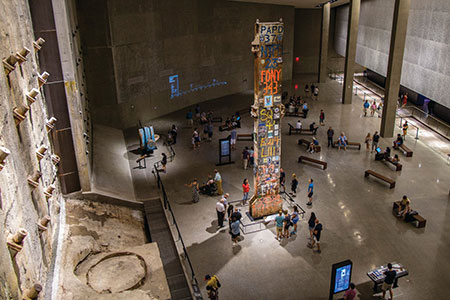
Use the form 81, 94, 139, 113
290, 174, 298, 197
365, 133, 371, 151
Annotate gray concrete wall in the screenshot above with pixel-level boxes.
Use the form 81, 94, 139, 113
77, 0, 295, 129
335, 0, 450, 109
0, 0, 65, 297
293, 8, 322, 75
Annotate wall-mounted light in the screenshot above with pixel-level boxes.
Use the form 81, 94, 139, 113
16, 47, 30, 64
33, 37, 45, 51
26, 88, 40, 104
36, 145, 48, 161
37, 216, 51, 231
51, 154, 60, 165
38, 72, 50, 87
23, 283, 42, 299
0, 146, 10, 171
13, 106, 30, 125
6, 228, 28, 253
3, 55, 18, 76
27, 171, 42, 188
46, 117, 57, 132
44, 185, 55, 199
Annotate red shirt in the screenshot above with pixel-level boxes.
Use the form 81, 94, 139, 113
242, 183, 250, 193
344, 289, 356, 300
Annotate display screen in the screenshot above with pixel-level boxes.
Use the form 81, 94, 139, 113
334, 264, 352, 293
221, 140, 230, 156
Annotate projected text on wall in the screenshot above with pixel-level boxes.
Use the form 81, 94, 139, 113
169, 75, 227, 99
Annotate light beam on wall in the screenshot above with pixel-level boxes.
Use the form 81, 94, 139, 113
169, 74, 227, 99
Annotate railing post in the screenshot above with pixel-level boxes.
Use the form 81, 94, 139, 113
363, 93, 366, 101
399, 117, 402, 128
415, 128, 419, 140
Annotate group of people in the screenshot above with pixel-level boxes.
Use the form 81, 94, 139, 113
274, 207, 301, 240
241, 147, 255, 170
186, 170, 224, 202
304, 83, 319, 100
289, 175, 315, 206
363, 99, 383, 117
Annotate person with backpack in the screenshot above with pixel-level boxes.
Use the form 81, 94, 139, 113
205, 274, 221, 300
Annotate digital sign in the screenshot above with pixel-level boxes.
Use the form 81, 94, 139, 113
329, 260, 353, 299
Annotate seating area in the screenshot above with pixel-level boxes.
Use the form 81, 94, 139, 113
298, 138, 321, 153
285, 111, 305, 118
333, 140, 361, 150
298, 155, 327, 170
392, 201, 426, 228
364, 170, 396, 189
396, 143, 413, 157
288, 125, 314, 135
384, 157, 403, 171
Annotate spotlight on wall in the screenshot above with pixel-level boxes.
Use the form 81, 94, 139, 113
2, 55, 18, 75
33, 37, 45, 51
37, 216, 51, 231
16, 47, 31, 64
0, 146, 11, 171
46, 117, 57, 132
13, 105, 30, 125
6, 228, 28, 253
26, 88, 40, 104
27, 171, 42, 188
23, 283, 42, 300
44, 185, 55, 199
36, 145, 48, 161
38, 71, 50, 87
51, 154, 60, 165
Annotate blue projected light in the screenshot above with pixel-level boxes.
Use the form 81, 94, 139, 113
334, 264, 352, 293
169, 75, 227, 99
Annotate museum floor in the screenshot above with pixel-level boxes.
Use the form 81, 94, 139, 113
95, 77, 450, 299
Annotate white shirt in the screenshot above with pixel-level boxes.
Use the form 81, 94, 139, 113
216, 201, 225, 212
222, 197, 228, 206
214, 172, 221, 181
296, 121, 302, 129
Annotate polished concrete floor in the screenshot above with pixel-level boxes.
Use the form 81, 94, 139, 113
118, 77, 450, 299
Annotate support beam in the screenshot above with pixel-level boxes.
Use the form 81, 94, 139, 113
318, 2, 330, 83
380, 0, 411, 138
342, 0, 360, 104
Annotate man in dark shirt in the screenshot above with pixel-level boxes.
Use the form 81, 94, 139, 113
279, 168, 286, 192
371, 131, 380, 153
382, 263, 397, 300
309, 122, 318, 135
393, 134, 403, 149
308, 218, 322, 253
327, 127, 334, 147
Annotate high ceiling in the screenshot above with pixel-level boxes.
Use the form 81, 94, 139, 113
228, 0, 349, 8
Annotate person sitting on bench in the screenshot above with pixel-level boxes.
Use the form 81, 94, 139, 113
288, 102, 295, 114
393, 134, 404, 148
296, 120, 302, 130
384, 147, 391, 159
338, 133, 347, 151
200, 112, 208, 123
309, 122, 318, 135
391, 154, 400, 165
375, 147, 384, 160
232, 112, 241, 128
307, 137, 319, 153
398, 198, 412, 220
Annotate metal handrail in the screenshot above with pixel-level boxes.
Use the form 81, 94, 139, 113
400, 106, 450, 139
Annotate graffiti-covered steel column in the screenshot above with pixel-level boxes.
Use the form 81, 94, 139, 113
249, 19, 285, 218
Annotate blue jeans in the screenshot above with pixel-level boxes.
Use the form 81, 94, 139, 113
243, 192, 249, 201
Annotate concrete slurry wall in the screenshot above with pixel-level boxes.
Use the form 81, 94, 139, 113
335, 0, 450, 110
0, 0, 64, 298
77, 0, 295, 129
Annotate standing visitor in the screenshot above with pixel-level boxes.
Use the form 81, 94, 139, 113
302, 102, 309, 118
327, 127, 334, 148
319, 110, 325, 125
216, 199, 226, 229
249, 146, 255, 167
230, 217, 240, 246
370, 101, 377, 116
207, 121, 214, 142
308, 218, 322, 253
363, 100, 370, 117
290, 173, 298, 197
308, 212, 316, 241
170, 124, 178, 144
377, 102, 383, 118
402, 121, 408, 139
185, 179, 199, 203
382, 263, 397, 300
365, 133, 372, 151
306, 179, 314, 206
195, 104, 201, 120
311, 83, 316, 96
371, 131, 380, 153
401, 93, 408, 108
193, 128, 200, 149
241, 147, 250, 170
313, 86, 319, 100
230, 128, 237, 150
214, 170, 223, 195
280, 168, 286, 192
343, 283, 357, 300
275, 210, 284, 241
283, 210, 291, 238
160, 153, 167, 172
186, 110, 193, 127
338, 132, 347, 151
242, 178, 250, 205
304, 84, 310, 97
290, 206, 300, 236
205, 274, 221, 300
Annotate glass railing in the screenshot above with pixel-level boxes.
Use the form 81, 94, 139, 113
398, 106, 450, 140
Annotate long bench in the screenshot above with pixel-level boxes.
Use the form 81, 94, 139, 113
396, 144, 413, 157
288, 125, 314, 135
333, 140, 361, 150
298, 155, 327, 170
384, 157, 402, 171
392, 201, 426, 228
364, 170, 396, 189
298, 139, 321, 153
285, 111, 305, 118
237, 133, 253, 141
219, 123, 239, 132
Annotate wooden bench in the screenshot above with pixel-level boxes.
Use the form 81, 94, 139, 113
237, 133, 253, 141
384, 157, 403, 171
298, 155, 327, 170
392, 202, 426, 228
288, 123, 302, 135
333, 140, 361, 150
364, 170, 396, 188
298, 139, 321, 153
219, 123, 239, 132
285, 111, 305, 118
397, 144, 413, 157
211, 116, 223, 123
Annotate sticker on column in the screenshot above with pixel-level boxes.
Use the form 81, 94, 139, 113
264, 95, 273, 107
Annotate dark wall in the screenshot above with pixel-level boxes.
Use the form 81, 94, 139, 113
77, 0, 295, 129
293, 8, 321, 75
